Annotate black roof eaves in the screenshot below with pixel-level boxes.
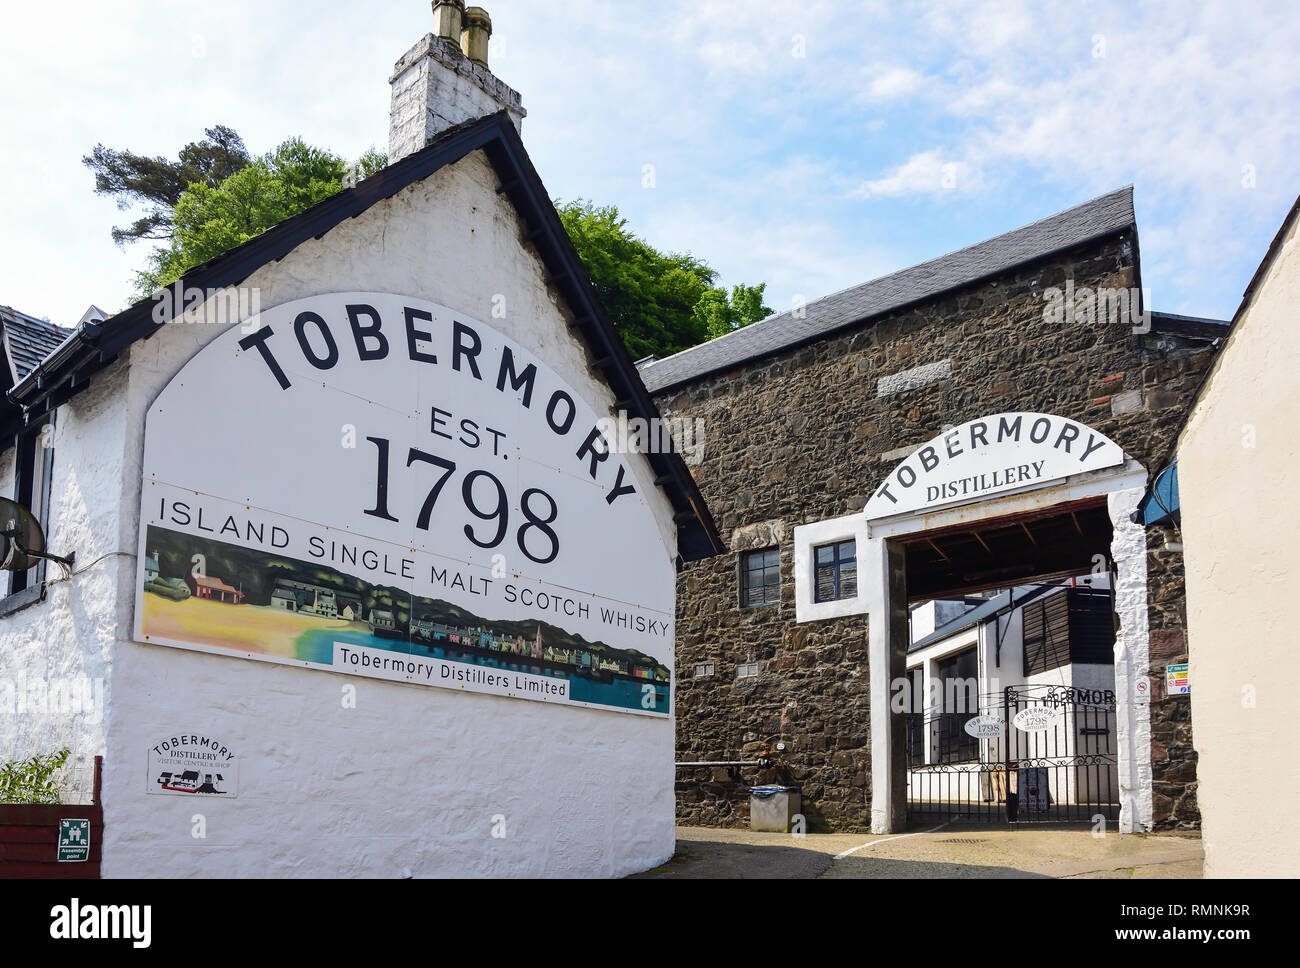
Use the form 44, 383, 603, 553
644, 214, 1137, 398
484, 122, 725, 559
1149, 312, 1231, 341
7, 115, 508, 418
3, 112, 725, 559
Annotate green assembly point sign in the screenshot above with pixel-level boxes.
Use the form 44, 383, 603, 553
57, 819, 90, 862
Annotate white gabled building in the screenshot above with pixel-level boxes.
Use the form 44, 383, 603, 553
0, 5, 720, 878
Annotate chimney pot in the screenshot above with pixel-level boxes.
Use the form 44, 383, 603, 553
389, 4, 523, 162
432, 0, 465, 43
462, 7, 493, 67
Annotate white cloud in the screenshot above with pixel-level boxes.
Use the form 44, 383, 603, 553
848, 151, 981, 199
0, 0, 1296, 326
697, 40, 766, 75
861, 66, 926, 101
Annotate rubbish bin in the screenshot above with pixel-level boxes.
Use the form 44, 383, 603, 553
750, 786, 802, 833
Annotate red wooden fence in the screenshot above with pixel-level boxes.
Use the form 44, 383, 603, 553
0, 756, 102, 879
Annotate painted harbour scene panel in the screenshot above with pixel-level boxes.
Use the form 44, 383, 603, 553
139, 526, 671, 715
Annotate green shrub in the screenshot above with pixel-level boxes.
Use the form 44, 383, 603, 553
0, 747, 71, 805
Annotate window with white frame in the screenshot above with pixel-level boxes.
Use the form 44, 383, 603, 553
813, 539, 857, 603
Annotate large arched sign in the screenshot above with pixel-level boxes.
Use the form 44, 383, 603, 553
134, 292, 673, 717
865, 413, 1125, 520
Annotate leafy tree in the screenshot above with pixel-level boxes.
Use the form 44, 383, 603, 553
692, 282, 774, 339
135, 139, 386, 294
350, 148, 389, 183
557, 200, 717, 359
95, 130, 769, 357
84, 125, 251, 246
557, 200, 772, 358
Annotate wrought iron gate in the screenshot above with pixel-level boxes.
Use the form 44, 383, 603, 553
906, 684, 1119, 825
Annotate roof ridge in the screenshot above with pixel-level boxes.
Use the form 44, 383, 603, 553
642, 186, 1136, 392
798, 186, 1136, 327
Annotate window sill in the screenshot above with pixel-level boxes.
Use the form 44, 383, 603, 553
0, 584, 46, 619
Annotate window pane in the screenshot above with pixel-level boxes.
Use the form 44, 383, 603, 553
815, 566, 836, 602
742, 548, 779, 606
815, 545, 834, 566
839, 540, 856, 562
839, 563, 857, 598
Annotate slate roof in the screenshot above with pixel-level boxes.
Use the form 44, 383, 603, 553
0, 305, 71, 385
909, 582, 1065, 654
641, 186, 1138, 394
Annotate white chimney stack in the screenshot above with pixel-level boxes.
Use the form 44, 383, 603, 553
388, 2, 526, 163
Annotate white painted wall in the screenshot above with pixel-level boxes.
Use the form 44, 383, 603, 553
908, 598, 975, 641
1109, 487, 1152, 831
0, 365, 132, 805
1179, 210, 1300, 878
4, 148, 681, 878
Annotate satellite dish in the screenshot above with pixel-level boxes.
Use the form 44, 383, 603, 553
0, 498, 74, 572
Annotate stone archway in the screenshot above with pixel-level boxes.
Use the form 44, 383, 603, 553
794, 413, 1153, 834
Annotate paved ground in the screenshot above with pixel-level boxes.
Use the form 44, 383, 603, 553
631, 825, 1203, 879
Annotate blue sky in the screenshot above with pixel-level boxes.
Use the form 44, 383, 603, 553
2, 0, 1297, 326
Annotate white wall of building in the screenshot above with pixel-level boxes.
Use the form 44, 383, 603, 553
3, 149, 681, 878
0, 365, 134, 805
1179, 208, 1300, 878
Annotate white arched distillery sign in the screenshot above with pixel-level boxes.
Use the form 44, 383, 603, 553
794, 410, 1151, 835
133, 292, 674, 718
865, 413, 1125, 520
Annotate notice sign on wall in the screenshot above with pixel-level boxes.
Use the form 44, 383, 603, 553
57, 820, 90, 863
1166, 663, 1190, 695
134, 293, 674, 717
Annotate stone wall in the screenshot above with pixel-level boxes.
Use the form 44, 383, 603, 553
655, 231, 1214, 831
1141, 350, 1214, 830
675, 526, 871, 831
